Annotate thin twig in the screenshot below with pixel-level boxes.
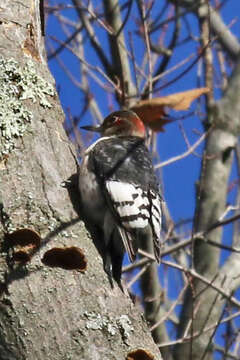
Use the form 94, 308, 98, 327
126, 263, 150, 289
155, 130, 209, 169
162, 260, 240, 309
150, 283, 188, 330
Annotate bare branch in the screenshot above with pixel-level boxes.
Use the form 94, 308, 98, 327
162, 260, 240, 309
72, 0, 113, 75
103, 0, 136, 106
169, 0, 240, 59
155, 129, 209, 169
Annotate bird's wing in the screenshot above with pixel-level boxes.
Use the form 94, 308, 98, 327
105, 180, 155, 262
148, 189, 162, 262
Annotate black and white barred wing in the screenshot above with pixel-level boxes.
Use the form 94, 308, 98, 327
148, 189, 162, 262
105, 180, 162, 263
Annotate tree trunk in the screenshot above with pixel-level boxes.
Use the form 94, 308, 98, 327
0, 1, 162, 359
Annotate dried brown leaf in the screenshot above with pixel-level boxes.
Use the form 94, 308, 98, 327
131, 88, 209, 131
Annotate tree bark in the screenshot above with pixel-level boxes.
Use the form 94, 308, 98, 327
0, 1, 162, 359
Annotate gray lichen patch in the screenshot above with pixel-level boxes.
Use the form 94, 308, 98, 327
84, 311, 133, 343
84, 311, 117, 336
116, 315, 134, 343
0, 58, 55, 158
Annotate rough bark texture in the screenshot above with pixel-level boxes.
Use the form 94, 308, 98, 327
0, 1, 162, 359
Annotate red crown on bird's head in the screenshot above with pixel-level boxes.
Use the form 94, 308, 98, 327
81, 110, 146, 138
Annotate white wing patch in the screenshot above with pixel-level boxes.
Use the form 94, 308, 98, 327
106, 181, 149, 229
106, 180, 162, 263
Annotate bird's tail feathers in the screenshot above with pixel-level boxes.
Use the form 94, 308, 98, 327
117, 226, 137, 263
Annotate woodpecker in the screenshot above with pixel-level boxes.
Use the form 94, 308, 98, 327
79, 110, 162, 286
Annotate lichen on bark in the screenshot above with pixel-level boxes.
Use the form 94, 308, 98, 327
0, 57, 55, 159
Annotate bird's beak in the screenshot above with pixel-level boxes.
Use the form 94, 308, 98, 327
80, 124, 102, 133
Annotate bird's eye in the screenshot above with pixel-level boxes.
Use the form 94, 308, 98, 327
112, 116, 121, 125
